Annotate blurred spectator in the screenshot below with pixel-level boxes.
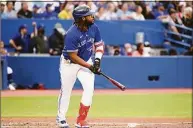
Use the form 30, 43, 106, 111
1, 1, 17, 19
48, 23, 65, 56
176, 4, 185, 19
17, 2, 32, 18
95, 6, 106, 20
100, 2, 118, 20
182, 7, 193, 36
116, 2, 132, 20
132, 43, 144, 56
9, 24, 30, 53
143, 41, 152, 57
14, 1, 34, 12
164, 8, 183, 41
87, 1, 98, 12
0, 41, 7, 55
124, 43, 132, 56
106, 45, 114, 56
42, 3, 57, 19
142, 4, 155, 19
129, 5, 145, 20
95, 1, 107, 9
0, 2, 6, 17
58, 2, 73, 20
168, 48, 177, 55
32, 4, 42, 18
113, 46, 121, 56
29, 22, 48, 53
184, 46, 193, 56
153, 3, 168, 20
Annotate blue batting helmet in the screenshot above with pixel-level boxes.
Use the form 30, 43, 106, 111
72, 5, 94, 20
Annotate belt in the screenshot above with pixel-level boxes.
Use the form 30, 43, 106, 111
63, 57, 75, 64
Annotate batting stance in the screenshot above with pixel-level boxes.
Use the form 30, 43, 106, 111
57, 5, 104, 128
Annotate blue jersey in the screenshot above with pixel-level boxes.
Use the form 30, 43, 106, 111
62, 23, 102, 62
12, 33, 30, 53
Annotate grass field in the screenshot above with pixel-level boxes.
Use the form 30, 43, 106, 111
1, 93, 192, 118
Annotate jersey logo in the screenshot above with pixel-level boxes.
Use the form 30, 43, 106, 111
78, 37, 94, 48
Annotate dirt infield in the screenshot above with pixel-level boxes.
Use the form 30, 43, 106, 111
1, 117, 192, 128
1, 89, 192, 128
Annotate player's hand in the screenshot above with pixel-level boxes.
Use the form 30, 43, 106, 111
16, 46, 22, 50
89, 58, 101, 75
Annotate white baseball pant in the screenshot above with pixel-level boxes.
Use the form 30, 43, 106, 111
56, 55, 94, 122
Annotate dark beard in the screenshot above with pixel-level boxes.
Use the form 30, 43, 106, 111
85, 20, 94, 27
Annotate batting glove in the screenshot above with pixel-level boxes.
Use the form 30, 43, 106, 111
89, 58, 101, 75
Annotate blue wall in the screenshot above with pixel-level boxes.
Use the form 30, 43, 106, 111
3, 56, 192, 89
1, 19, 164, 46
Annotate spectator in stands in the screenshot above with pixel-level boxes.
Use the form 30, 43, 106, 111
32, 4, 42, 19
124, 43, 132, 56
29, 22, 48, 53
1, 1, 17, 19
129, 5, 145, 20
58, 2, 73, 20
184, 46, 193, 56
132, 43, 144, 56
143, 41, 152, 57
100, 2, 118, 20
95, 6, 106, 20
116, 2, 133, 20
142, 3, 155, 19
168, 48, 177, 55
164, 8, 183, 41
153, 3, 168, 20
17, 2, 32, 18
95, 1, 108, 9
54, 2, 66, 14
113, 46, 121, 56
48, 23, 65, 56
0, 2, 5, 14
0, 41, 7, 55
42, 3, 57, 19
9, 24, 30, 53
176, 4, 185, 19
86, 1, 98, 12
182, 7, 193, 36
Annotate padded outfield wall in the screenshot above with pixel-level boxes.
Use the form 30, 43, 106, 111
1, 56, 192, 89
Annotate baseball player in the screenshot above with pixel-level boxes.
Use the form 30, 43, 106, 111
56, 5, 104, 128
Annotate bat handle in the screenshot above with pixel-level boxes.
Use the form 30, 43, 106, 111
100, 72, 110, 80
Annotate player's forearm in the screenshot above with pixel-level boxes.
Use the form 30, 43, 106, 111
68, 52, 91, 68
9, 40, 17, 49
95, 42, 104, 60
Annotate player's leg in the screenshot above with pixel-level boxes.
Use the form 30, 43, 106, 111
76, 64, 95, 127
56, 57, 80, 127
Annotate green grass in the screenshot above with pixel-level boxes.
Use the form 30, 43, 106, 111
1, 93, 192, 118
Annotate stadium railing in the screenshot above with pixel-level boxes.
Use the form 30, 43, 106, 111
164, 22, 193, 48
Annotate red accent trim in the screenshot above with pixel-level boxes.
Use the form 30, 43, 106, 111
95, 42, 104, 47
96, 50, 104, 53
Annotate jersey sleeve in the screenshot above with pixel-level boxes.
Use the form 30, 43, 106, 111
94, 25, 102, 43
64, 33, 78, 52
12, 34, 19, 42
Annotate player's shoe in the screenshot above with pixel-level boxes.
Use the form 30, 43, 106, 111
75, 120, 89, 128
57, 120, 69, 128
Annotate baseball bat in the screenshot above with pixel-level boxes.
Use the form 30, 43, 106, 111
100, 72, 126, 91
